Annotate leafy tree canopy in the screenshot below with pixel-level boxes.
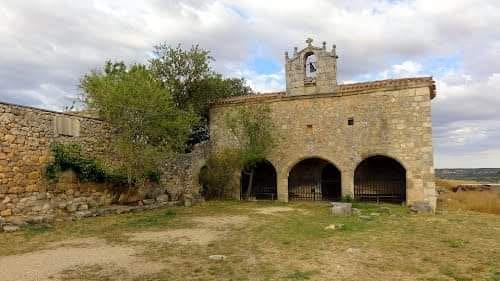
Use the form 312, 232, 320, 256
150, 44, 253, 145
80, 61, 197, 186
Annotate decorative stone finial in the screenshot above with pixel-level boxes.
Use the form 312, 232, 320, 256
332, 44, 338, 58
285, 51, 289, 60
322, 41, 327, 50
306, 38, 313, 47
293, 47, 298, 56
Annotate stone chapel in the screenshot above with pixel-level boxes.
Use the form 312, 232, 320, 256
208, 39, 437, 210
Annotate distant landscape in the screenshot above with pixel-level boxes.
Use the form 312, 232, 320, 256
436, 168, 500, 183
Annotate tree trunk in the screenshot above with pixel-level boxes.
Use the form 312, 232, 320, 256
245, 168, 254, 200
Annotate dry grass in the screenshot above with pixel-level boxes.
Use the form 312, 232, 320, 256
0, 201, 499, 280
441, 191, 500, 214
436, 178, 500, 215
435, 178, 480, 190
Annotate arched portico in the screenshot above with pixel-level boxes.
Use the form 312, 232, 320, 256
354, 155, 406, 203
287, 157, 341, 201
240, 160, 277, 200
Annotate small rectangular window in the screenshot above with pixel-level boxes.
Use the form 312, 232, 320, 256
348, 118, 354, 126
306, 124, 313, 129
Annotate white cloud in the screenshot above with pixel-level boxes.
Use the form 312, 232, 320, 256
0, 0, 500, 167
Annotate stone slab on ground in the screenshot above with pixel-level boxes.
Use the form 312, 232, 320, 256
330, 202, 352, 216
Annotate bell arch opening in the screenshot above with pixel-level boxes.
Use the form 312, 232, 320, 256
288, 158, 341, 201
354, 155, 406, 203
241, 160, 277, 200
304, 52, 317, 80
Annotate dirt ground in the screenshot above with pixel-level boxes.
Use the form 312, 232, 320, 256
0, 201, 499, 281
0, 238, 164, 281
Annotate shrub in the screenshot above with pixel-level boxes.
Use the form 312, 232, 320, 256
199, 149, 242, 200
45, 143, 159, 187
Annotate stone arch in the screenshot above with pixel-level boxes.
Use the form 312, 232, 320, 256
241, 159, 277, 200
354, 155, 406, 203
285, 155, 343, 176
304, 51, 317, 79
288, 157, 342, 201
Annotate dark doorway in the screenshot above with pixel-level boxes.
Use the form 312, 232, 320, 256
288, 158, 341, 201
354, 155, 406, 203
321, 164, 342, 200
241, 160, 277, 200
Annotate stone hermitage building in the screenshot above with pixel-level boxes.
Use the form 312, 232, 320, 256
209, 39, 437, 210
0, 39, 436, 227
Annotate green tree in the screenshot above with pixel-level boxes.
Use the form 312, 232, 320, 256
80, 61, 197, 187
149, 43, 253, 146
226, 105, 276, 199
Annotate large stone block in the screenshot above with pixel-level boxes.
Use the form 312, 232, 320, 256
330, 202, 352, 216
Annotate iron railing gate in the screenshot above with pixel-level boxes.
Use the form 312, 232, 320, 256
354, 180, 405, 203
241, 185, 277, 200
288, 183, 324, 201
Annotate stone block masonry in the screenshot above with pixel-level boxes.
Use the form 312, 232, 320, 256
0, 101, 205, 229
209, 40, 437, 211
210, 79, 437, 210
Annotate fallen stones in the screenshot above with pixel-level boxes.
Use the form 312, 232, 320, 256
2, 225, 20, 232
410, 202, 433, 214
142, 199, 155, 205
26, 215, 55, 224
156, 194, 169, 203
208, 255, 227, 261
330, 202, 352, 216
324, 224, 344, 230
345, 248, 361, 254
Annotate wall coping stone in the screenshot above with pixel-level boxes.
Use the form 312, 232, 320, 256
0, 100, 102, 121
211, 77, 436, 107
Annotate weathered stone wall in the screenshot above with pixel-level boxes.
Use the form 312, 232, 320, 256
285, 42, 337, 96
161, 142, 209, 202
0, 102, 115, 223
209, 78, 437, 210
0, 101, 206, 228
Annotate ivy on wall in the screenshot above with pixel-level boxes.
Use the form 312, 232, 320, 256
45, 143, 159, 186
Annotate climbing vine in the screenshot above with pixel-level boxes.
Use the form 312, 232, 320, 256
45, 143, 159, 186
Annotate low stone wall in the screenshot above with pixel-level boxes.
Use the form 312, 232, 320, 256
0, 101, 206, 230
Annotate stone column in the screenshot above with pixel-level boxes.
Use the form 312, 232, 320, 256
341, 167, 354, 198
232, 171, 241, 200
277, 170, 289, 202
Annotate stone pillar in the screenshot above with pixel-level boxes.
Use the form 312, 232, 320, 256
341, 168, 354, 198
277, 170, 289, 202
231, 171, 241, 200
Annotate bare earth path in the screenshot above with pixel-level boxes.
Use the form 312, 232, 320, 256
0, 238, 164, 281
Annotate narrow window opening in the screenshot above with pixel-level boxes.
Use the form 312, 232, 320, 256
306, 124, 313, 129
348, 118, 354, 126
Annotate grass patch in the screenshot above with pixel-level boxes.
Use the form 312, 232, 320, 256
490, 270, 500, 281
444, 239, 468, 248
23, 224, 54, 238
124, 209, 176, 228
285, 270, 319, 280
439, 264, 473, 281
0, 201, 498, 280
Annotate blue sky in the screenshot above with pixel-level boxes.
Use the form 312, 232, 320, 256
0, 0, 499, 168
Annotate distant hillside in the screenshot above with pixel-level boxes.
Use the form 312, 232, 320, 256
435, 168, 500, 183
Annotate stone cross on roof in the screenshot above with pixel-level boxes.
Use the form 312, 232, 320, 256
305, 38, 313, 46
